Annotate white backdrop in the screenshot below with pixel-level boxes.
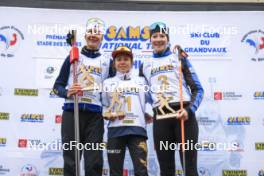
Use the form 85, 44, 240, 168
0, 6, 264, 176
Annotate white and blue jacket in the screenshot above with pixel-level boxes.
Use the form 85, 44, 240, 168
102, 71, 150, 139
139, 47, 204, 116
53, 47, 114, 113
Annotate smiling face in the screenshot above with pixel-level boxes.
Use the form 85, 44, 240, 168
85, 29, 103, 50
114, 54, 132, 74
150, 32, 168, 54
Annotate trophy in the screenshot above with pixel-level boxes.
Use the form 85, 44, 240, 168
156, 92, 177, 120
79, 64, 97, 91
103, 90, 125, 120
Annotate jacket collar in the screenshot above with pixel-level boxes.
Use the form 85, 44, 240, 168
115, 70, 132, 80
153, 47, 172, 58
81, 46, 101, 58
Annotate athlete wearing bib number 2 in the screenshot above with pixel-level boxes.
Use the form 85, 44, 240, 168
140, 22, 204, 176
102, 46, 151, 176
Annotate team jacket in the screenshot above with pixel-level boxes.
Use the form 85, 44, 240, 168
102, 71, 149, 138
139, 47, 204, 116
53, 47, 113, 113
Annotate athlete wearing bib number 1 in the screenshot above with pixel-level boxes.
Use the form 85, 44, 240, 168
102, 46, 151, 176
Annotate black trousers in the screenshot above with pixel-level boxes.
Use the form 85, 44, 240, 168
153, 105, 199, 176
107, 135, 148, 176
61, 110, 104, 176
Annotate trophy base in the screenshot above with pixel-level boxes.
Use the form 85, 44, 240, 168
82, 86, 98, 91
156, 113, 177, 120
103, 111, 125, 120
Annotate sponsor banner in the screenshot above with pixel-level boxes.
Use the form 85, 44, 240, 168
254, 91, 264, 100
214, 91, 242, 101
20, 114, 44, 123
0, 112, 9, 120
226, 116, 251, 125
0, 6, 263, 176
14, 88, 38, 96
222, 170, 247, 176
48, 167, 63, 175
0, 138, 7, 147
255, 143, 264, 150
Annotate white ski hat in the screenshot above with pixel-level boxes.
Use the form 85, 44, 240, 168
86, 17, 105, 34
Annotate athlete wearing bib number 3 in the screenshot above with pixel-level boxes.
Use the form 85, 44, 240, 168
140, 22, 204, 176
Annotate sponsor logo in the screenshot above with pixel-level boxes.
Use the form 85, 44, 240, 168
254, 91, 264, 100
46, 66, 55, 74
0, 26, 24, 58
255, 143, 264, 150
18, 139, 45, 149
227, 116, 250, 125
20, 164, 38, 176
55, 115, 62, 124
0, 112, 9, 120
18, 139, 28, 148
48, 167, 63, 175
44, 66, 57, 79
222, 170, 247, 176
0, 138, 7, 147
176, 169, 184, 176
49, 89, 59, 98
14, 88, 38, 96
197, 117, 216, 126
214, 91, 242, 100
226, 92, 242, 99
198, 167, 211, 176
102, 26, 150, 51
151, 64, 174, 75
214, 92, 222, 100
241, 29, 264, 62
21, 114, 44, 123
0, 165, 10, 174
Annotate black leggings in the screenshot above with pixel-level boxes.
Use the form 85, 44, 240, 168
61, 110, 104, 176
107, 135, 148, 176
153, 106, 199, 176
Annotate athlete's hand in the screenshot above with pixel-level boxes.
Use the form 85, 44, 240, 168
172, 45, 178, 54
176, 109, 188, 121
67, 83, 82, 98
145, 113, 153, 124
